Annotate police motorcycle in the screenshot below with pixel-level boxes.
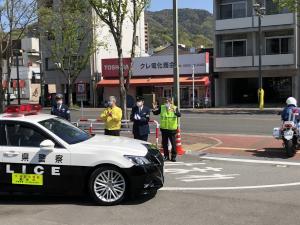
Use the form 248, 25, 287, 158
273, 108, 300, 157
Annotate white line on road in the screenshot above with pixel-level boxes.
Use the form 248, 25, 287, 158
200, 156, 300, 166
160, 182, 300, 191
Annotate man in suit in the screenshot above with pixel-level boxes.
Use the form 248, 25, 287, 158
51, 94, 71, 121
130, 96, 151, 141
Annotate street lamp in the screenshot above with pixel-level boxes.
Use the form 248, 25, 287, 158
253, 2, 266, 110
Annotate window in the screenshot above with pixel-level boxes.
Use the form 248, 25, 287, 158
266, 37, 293, 55
39, 118, 91, 145
135, 36, 139, 46
220, 1, 246, 19
222, 40, 247, 57
0, 123, 7, 146
5, 123, 47, 147
12, 57, 24, 66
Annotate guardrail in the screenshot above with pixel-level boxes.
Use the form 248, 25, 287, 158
74, 119, 160, 147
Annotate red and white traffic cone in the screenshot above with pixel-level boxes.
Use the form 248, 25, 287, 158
89, 122, 93, 134
176, 128, 185, 155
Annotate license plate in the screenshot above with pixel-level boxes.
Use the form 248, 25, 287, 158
284, 130, 294, 139
12, 173, 43, 186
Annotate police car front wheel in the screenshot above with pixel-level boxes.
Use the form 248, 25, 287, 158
89, 166, 126, 205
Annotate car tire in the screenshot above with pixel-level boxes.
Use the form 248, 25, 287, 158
88, 166, 127, 206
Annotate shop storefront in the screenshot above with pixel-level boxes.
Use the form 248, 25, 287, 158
98, 53, 211, 108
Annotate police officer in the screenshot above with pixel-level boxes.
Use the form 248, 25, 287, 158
51, 94, 70, 121
281, 97, 298, 121
100, 96, 122, 136
153, 97, 181, 162
130, 96, 150, 141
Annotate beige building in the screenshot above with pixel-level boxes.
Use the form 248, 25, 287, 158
214, 0, 299, 106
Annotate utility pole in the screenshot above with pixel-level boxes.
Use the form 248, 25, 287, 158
192, 65, 195, 110
173, 0, 180, 110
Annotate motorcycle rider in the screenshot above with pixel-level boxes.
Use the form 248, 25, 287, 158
281, 97, 298, 122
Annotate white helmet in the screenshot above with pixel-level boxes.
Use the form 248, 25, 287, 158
286, 97, 297, 106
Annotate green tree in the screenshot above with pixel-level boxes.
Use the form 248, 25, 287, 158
89, 0, 129, 117
0, 0, 37, 112
39, 0, 99, 107
89, 0, 149, 119
193, 34, 213, 48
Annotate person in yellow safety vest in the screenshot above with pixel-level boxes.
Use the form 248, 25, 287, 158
100, 96, 122, 136
152, 97, 181, 162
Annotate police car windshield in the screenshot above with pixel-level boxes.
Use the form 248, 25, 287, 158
39, 118, 91, 144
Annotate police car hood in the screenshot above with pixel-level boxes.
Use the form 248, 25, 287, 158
74, 134, 148, 156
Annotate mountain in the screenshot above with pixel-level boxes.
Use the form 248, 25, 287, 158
145, 9, 213, 49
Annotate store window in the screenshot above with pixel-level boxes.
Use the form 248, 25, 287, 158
222, 40, 247, 57
220, 1, 246, 19
266, 37, 293, 55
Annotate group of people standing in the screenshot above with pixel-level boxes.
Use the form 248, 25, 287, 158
100, 96, 181, 162
50, 93, 181, 162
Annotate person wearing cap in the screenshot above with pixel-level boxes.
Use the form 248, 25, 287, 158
100, 96, 122, 136
51, 94, 70, 121
281, 97, 298, 122
152, 97, 181, 162
130, 96, 151, 141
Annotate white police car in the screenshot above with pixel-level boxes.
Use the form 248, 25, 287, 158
0, 104, 164, 205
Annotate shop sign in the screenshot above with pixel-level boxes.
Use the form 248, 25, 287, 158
133, 53, 209, 76
102, 58, 131, 78
76, 82, 87, 102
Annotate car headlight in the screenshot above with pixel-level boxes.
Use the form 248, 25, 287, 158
124, 155, 151, 166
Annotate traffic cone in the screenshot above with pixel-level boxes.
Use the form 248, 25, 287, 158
89, 122, 93, 134
176, 129, 185, 155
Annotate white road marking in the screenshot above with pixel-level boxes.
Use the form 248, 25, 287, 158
182, 116, 278, 121
161, 182, 300, 191
177, 174, 240, 182
212, 147, 257, 151
201, 156, 300, 166
164, 162, 206, 166
183, 132, 274, 138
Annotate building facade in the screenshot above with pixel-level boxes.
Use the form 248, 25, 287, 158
214, 0, 299, 106
3, 38, 41, 102
41, 0, 146, 106
98, 47, 212, 108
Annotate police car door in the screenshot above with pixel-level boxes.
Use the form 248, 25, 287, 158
1, 121, 70, 192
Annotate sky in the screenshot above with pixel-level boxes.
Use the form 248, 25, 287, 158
148, 0, 213, 13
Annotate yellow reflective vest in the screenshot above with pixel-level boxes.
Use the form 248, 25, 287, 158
160, 105, 178, 130
100, 106, 122, 130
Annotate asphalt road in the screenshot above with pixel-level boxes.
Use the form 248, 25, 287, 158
1, 154, 300, 225
63, 109, 280, 136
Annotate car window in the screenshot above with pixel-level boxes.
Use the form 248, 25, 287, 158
5, 123, 48, 147
39, 118, 91, 145
0, 123, 7, 146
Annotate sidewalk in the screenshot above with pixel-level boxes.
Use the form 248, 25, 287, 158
142, 132, 300, 160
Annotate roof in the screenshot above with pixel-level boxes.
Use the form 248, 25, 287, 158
0, 113, 56, 123
97, 76, 210, 87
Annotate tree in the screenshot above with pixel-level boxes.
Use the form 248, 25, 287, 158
89, 0, 149, 119
272, 0, 297, 11
89, 0, 129, 118
39, 0, 99, 107
125, 0, 150, 98
0, 0, 37, 113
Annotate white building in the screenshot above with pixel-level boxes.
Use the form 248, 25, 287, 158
9, 37, 41, 102
42, 1, 146, 106
214, 0, 299, 106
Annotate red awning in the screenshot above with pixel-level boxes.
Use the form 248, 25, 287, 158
97, 76, 210, 87
12, 80, 25, 88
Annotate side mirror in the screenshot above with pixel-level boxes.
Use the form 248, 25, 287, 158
40, 140, 55, 151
